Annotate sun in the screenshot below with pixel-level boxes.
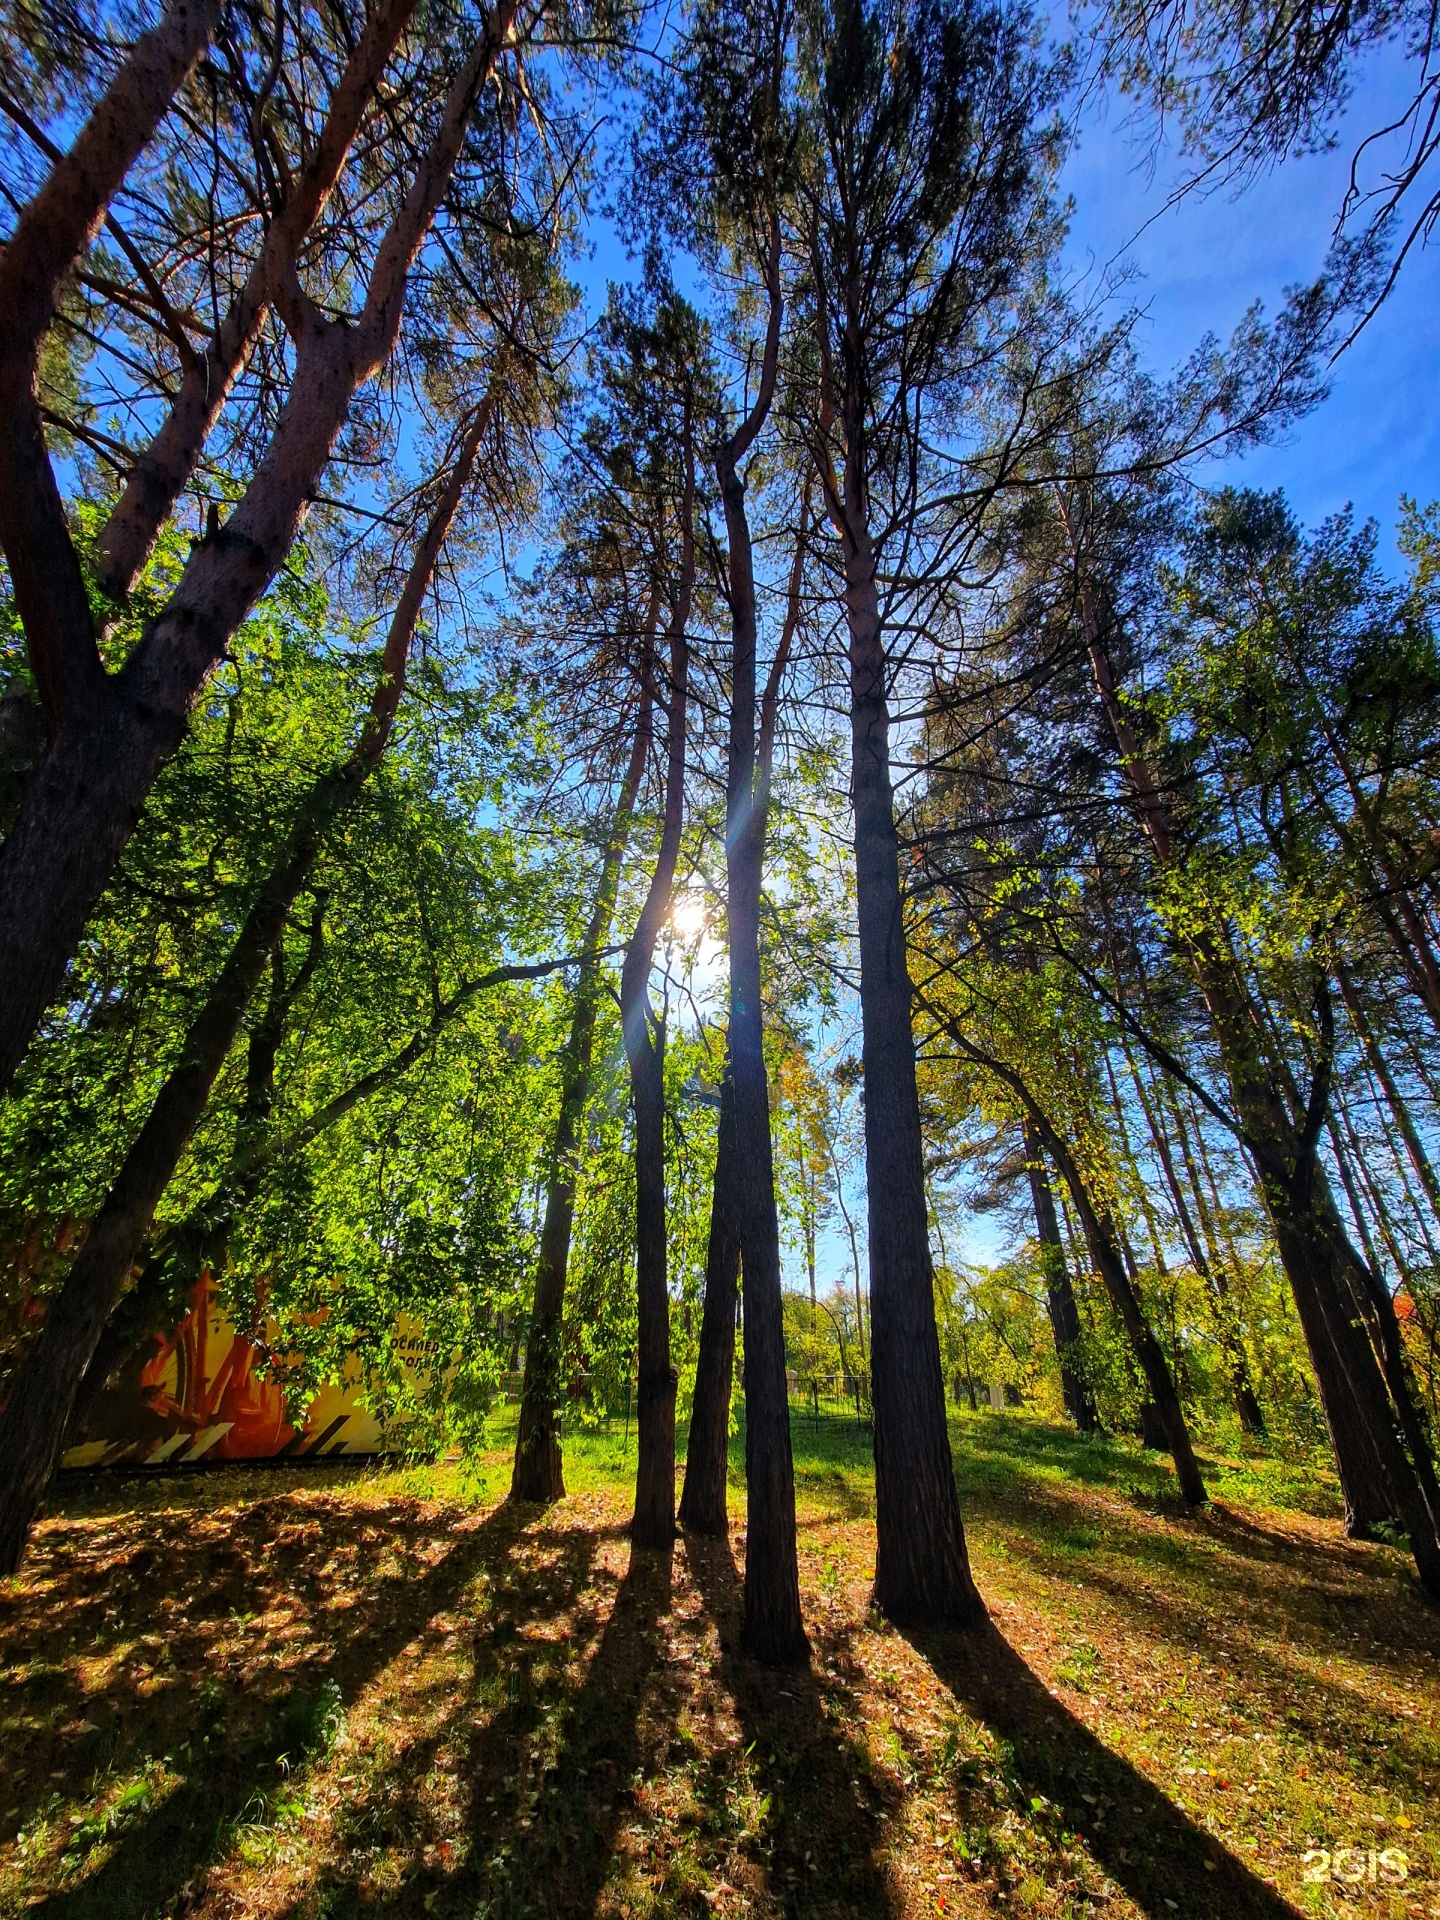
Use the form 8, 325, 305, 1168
670, 892, 708, 940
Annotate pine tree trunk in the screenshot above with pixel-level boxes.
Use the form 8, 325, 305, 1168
510, 1160, 577, 1503
732, 1014, 805, 1658
0, 0, 519, 1097
619, 447, 693, 1553
1030, 1110, 1206, 1505
629, 1023, 677, 1548
1022, 1120, 1100, 1432
1229, 1044, 1433, 1550
679, 1077, 740, 1536
512, 690, 652, 1504
841, 507, 984, 1629
1271, 1197, 1398, 1537
93, 0, 422, 600
1264, 1160, 1440, 1592
717, 433, 807, 1664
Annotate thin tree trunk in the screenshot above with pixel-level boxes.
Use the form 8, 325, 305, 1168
718, 350, 808, 1662
1129, 1047, 1265, 1435
620, 435, 694, 1553
1336, 959, 1440, 1224
822, 1123, 867, 1373
1033, 1114, 1207, 1505
1334, 1085, 1410, 1286
1186, 1102, 1248, 1280
1022, 1119, 1099, 1432
1101, 1049, 1170, 1280
0, 388, 498, 1574
829, 437, 984, 1629
68, 896, 327, 1433
512, 673, 653, 1502
1054, 1178, 1091, 1311
1327, 1108, 1388, 1285
679, 1075, 740, 1536
1365, 1069, 1440, 1275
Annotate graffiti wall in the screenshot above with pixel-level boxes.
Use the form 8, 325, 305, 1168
60, 1273, 398, 1471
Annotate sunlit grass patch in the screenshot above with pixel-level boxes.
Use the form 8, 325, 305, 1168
0, 1407, 1435, 1918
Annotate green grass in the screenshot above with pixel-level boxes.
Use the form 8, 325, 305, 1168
1, 1401, 1423, 1920
434, 1393, 1341, 1527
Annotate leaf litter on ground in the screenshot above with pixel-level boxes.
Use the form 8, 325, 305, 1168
0, 1408, 1435, 1919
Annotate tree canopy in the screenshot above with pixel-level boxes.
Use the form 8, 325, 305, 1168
3, 0, 1440, 1622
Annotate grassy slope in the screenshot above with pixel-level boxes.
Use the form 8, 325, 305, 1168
0, 1407, 1436, 1920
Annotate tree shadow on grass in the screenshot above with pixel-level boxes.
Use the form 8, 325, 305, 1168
685, 1530, 903, 1920
2, 1474, 453, 1846
990, 1473, 1391, 1623
972, 1469, 1438, 1781
480, 1539, 674, 1920
1185, 1500, 1411, 1590
331, 1535, 677, 1920
912, 1621, 1302, 1920
30, 1499, 543, 1920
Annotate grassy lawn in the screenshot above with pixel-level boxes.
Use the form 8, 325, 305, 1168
1, 1406, 1436, 1919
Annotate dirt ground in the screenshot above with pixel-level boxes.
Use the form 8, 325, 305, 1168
1, 1411, 1436, 1920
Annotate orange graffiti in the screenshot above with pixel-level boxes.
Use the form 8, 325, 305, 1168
139, 1272, 297, 1457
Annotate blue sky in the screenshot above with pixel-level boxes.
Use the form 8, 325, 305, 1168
576, 40, 1440, 1295
578, 42, 1440, 563
1059, 49, 1440, 556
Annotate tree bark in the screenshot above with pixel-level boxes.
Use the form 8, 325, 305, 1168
0, 0, 221, 370
0, 0, 521, 1099
628, 1007, 676, 1549
1022, 1120, 1100, 1432
0, 0, 222, 732
1034, 1113, 1207, 1506
716, 287, 808, 1662
94, 0, 422, 600
832, 461, 984, 1629
620, 438, 694, 1553
679, 1074, 741, 1536
512, 672, 653, 1502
